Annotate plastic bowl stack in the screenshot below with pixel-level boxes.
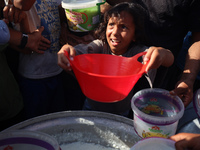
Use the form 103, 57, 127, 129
0, 130, 60, 150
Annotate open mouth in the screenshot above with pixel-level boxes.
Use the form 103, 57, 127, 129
111, 39, 120, 42
111, 39, 120, 46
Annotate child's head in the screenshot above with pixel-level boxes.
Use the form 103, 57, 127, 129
95, 2, 146, 55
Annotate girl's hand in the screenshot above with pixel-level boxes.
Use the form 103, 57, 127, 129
57, 44, 76, 71
144, 46, 174, 72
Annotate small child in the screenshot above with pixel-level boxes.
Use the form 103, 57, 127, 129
58, 2, 174, 117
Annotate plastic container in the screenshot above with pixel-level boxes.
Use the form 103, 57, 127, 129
131, 88, 184, 138
0, 130, 60, 150
193, 88, 200, 118
65, 52, 148, 102
130, 137, 175, 150
61, 0, 105, 32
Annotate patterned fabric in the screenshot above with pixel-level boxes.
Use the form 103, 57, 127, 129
35, 0, 61, 53
18, 0, 62, 79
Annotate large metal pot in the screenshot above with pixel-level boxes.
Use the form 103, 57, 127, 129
4, 111, 141, 149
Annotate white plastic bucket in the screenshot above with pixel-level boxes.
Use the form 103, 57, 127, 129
131, 137, 175, 150
61, 0, 105, 32
131, 88, 184, 138
0, 130, 60, 150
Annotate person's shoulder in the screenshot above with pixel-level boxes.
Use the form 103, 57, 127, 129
123, 44, 147, 57
89, 39, 104, 52
92, 39, 103, 45
75, 39, 103, 48
130, 44, 148, 53
134, 44, 148, 50
86, 39, 104, 49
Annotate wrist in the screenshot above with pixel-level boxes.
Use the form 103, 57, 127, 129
180, 72, 196, 85
19, 33, 28, 49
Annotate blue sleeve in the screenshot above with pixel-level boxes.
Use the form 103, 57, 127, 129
0, 20, 10, 45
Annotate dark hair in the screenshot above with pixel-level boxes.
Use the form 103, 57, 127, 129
94, 2, 147, 45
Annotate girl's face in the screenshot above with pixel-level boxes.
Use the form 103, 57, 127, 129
106, 11, 136, 55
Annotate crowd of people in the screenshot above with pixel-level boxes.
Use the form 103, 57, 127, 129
0, 0, 85, 129
1, 0, 200, 149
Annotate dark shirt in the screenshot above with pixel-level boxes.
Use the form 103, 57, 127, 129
129, 0, 200, 89
139, 0, 200, 58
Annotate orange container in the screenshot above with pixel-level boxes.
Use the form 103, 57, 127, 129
65, 51, 148, 102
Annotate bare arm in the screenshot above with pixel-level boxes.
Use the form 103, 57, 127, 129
3, 2, 51, 54
9, 26, 50, 54
182, 32, 200, 84
3, 5, 30, 33
13, 0, 36, 11
172, 32, 200, 107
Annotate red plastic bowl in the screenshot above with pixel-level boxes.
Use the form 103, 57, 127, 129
65, 51, 148, 102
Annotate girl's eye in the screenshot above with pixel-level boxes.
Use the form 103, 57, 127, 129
122, 25, 127, 29
108, 22, 114, 26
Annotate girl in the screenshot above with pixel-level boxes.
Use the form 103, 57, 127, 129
57, 2, 174, 117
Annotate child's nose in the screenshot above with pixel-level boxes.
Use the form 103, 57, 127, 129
112, 26, 120, 35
